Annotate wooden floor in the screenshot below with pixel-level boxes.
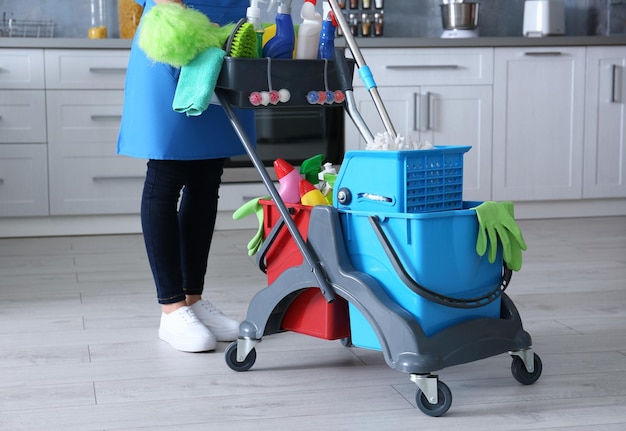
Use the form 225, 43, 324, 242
0, 216, 625, 430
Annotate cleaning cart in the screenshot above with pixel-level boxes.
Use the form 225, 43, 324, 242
215, 16, 541, 420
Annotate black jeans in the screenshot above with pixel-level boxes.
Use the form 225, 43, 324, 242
141, 159, 225, 305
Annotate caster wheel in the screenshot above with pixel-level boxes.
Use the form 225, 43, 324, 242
225, 341, 256, 372
511, 353, 542, 385
415, 381, 452, 417
340, 336, 352, 347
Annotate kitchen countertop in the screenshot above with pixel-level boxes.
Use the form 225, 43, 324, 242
1, 35, 626, 49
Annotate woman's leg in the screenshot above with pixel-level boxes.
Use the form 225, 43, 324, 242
177, 159, 239, 342
178, 159, 225, 299
141, 159, 217, 352
141, 159, 187, 306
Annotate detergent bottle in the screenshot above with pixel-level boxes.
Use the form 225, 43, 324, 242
247, 0, 265, 58
318, 1, 337, 60
299, 179, 327, 206
273, 158, 302, 204
295, 0, 322, 59
263, 0, 295, 59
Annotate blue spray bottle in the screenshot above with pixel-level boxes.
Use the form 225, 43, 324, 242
318, 1, 337, 60
263, 0, 295, 59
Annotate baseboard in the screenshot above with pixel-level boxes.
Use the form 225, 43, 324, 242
1, 199, 624, 238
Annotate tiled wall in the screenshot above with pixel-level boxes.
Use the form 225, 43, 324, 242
0, 0, 621, 39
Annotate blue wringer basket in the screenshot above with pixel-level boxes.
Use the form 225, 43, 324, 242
333, 146, 470, 213
333, 147, 504, 349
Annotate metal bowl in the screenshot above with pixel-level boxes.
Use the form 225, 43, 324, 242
440, 3, 479, 30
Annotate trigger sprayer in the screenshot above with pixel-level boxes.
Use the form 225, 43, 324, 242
263, 0, 295, 58
247, 0, 266, 58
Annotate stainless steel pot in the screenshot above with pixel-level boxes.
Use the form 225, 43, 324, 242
440, 2, 479, 30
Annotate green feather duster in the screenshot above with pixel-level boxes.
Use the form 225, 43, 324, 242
138, 3, 234, 68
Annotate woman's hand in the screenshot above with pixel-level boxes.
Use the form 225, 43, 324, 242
154, 0, 184, 4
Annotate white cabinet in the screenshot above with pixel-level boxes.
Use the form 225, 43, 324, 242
345, 48, 494, 201
493, 47, 586, 201
0, 49, 48, 217
44, 49, 147, 215
0, 144, 49, 217
583, 46, 626, 198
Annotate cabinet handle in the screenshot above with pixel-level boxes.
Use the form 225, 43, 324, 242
89, 67, 127, 74
523, 51, 563, 57
418, 92, 432, 132
611, 64, 622, 103
386, 65, 459, 70
92, 176, 144, 181
90, 114, 122, 121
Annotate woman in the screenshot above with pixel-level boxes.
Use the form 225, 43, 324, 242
117, 0, 255, 352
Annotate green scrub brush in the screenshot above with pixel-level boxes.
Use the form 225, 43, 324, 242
224, 18, 258, 58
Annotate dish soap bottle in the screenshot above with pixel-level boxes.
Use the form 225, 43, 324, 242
295, 0, 322, 59
318, 1, 337, 60
263, 0, 295, 59
247, 0, 265, 58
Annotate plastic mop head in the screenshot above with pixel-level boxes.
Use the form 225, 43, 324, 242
138, 3, 232, 67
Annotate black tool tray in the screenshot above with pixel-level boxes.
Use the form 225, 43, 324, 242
216, 57, 356, 109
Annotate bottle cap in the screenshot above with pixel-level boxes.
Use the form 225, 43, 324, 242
273, 158, 295, 179
299, 179, 317, 196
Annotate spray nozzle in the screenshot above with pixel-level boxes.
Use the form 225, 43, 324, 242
268, 0, 292, 13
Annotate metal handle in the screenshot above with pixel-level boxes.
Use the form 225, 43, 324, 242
89, 67, 127, 74
523, 51, 563, 57
387, 65, 459, 70
611, 64, 622, 103
418, 92, 433, 131
92, 176, 144, 181
329, 0, 397, 139
90, 115, 122, 121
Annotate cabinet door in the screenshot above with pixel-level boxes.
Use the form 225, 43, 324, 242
46, 90, 146, 215
421, 85, 493, 201
344, 86, 420, 152
344, 85, 492, 201
0, 144, 49, 217
583, 46, 626, 198
493, 47, 586, 201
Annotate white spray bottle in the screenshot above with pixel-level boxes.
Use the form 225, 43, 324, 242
295, 0, 322, 59
247, 0, 265, 58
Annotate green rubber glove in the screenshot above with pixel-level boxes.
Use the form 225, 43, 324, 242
233, 196, 270, 256
472, 201, 527, 271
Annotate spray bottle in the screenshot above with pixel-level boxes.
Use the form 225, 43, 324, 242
318, 1, 337, 60
299, 179, 327, 206
263, 0, 295, 59
273, 158, 302, 204
295, 0, 322, 59
247, 0, 265, 58
317, 162, 337, 204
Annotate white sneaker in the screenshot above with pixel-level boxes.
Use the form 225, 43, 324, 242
159, 306, 217, 352
190, 300, 240, 342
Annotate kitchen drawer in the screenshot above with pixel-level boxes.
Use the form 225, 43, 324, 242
46, 90, 124, 143
0, 144, 49, 217
0, 49, 45, 89
0, 90, 47, 143
48, 142, 146, 215
354, 48, 494, 87
44, 49, 129, 89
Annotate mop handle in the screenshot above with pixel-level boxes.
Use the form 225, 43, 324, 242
328, 0, 397, 139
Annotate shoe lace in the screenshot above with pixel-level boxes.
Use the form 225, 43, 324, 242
196, 300, 224, 316
180, 307, 201, 324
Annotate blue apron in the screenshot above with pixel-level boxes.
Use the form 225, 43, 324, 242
117, 0, 255, 160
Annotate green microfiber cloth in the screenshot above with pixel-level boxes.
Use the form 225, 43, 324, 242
138, 3, 233, 67
173, 47, 226, 116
